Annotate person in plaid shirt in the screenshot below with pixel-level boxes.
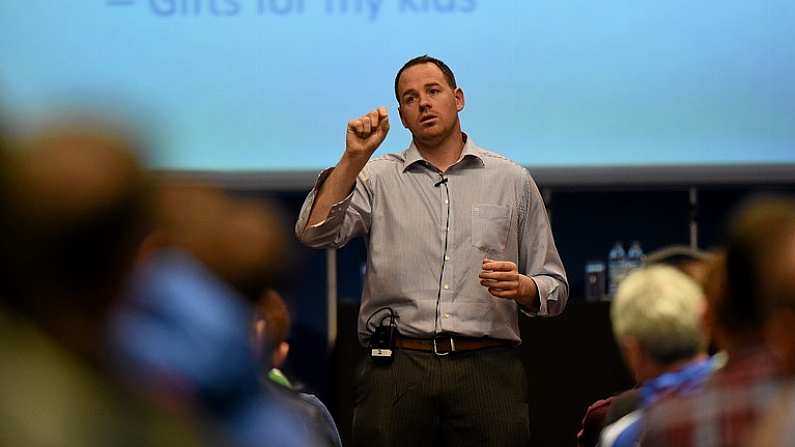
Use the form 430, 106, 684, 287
749, 199, 795, 446
643, 198, 795, 447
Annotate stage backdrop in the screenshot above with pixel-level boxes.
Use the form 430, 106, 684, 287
1, 1, 793, 180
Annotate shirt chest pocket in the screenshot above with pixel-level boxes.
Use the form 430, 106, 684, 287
471, 204, 512, 255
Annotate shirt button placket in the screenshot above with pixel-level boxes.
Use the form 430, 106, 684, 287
438, 180, 453, 333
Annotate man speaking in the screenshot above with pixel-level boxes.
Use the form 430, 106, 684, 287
296, 55, 568, 446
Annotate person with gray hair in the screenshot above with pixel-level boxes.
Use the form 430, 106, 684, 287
599, 265, 718, 447
577, 246, 716, 447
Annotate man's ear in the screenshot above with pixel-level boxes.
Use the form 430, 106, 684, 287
455, 88, 465, 112
398, 105, 408, 128
272, 341, 290, 369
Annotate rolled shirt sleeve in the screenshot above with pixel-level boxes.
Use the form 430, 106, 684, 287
295, 167, 372, 249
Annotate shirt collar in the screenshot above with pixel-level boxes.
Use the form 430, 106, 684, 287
401, 133, 486, 172
640, 356, 717, 405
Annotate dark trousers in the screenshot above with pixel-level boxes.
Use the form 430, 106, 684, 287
352, 346, 530, 447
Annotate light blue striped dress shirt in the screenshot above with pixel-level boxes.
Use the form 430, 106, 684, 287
296, 136, 568, 345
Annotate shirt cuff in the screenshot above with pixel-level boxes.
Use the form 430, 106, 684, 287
519, 276, 560, 317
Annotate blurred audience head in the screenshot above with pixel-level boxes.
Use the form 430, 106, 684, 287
149, 182, 291, 302
1, 123, 153, 357
703, 196, 795, 356
611, 265, 707, 382
0, 141, 12, 299
253, 288, 292, 369
645, 245, 715, 287
727, 197, 795, 375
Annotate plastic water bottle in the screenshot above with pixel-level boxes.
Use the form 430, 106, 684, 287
626, 241, 645, 273
608, 242, 626, 299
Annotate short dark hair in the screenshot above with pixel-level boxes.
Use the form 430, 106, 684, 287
254, 289, 292, 348
394, 55, 457, 102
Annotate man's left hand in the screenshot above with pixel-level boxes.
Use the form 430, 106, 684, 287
479, 258, 538, 308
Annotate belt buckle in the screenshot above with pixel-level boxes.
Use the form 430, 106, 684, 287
433, 335, 455, 356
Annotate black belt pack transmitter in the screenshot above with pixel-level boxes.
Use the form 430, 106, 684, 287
366, 307, 398, 365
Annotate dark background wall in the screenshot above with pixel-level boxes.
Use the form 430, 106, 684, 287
232, 182, 795, 447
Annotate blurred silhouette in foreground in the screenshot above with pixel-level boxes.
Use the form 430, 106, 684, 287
0, 124, 203, 446
644, 196, 795, 446
111, 181, 318, 446
744, 197, 795, 446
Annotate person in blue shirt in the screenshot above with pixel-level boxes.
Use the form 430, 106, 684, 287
111, 184, 317, 447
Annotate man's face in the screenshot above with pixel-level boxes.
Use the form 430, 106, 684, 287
397, 63, 464, 146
